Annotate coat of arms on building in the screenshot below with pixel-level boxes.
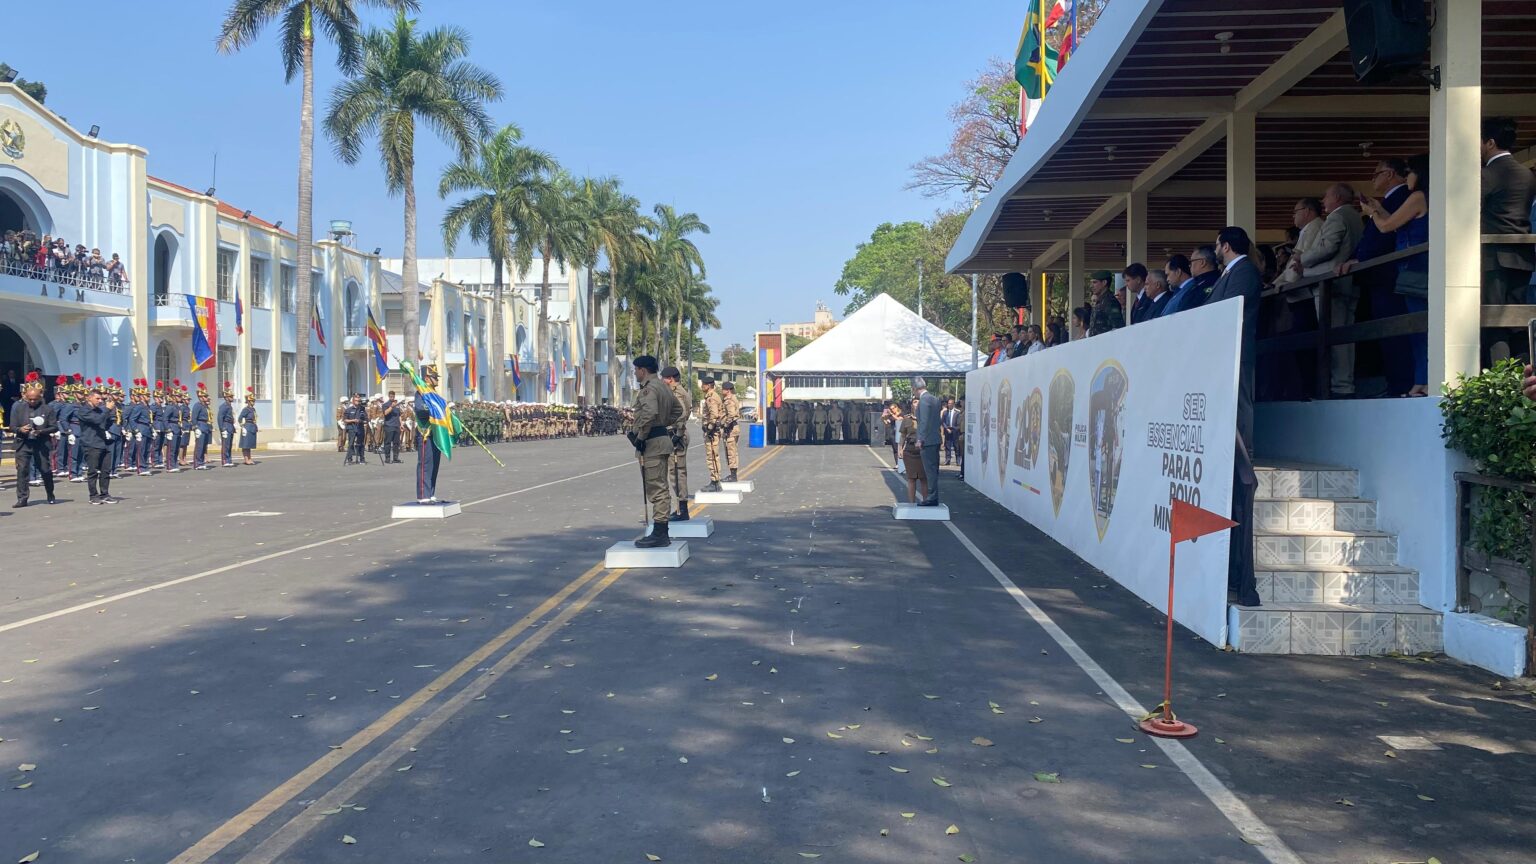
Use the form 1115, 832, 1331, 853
0, 118, 24, 159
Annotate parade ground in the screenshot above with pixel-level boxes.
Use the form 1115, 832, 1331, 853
1, 435, 1531, 864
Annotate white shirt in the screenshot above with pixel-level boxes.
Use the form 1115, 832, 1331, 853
1487, 151, 1512, 167
1026, 341, 1044, 355
1223, 254, 1248, 274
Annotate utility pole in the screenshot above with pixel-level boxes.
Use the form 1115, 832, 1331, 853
915, 258, 924, 319
970, 273, 979, 369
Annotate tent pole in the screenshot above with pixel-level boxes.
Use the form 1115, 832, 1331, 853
970, 273, 979, 369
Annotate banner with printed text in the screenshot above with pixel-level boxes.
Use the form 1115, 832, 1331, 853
964, 298, 1242, 645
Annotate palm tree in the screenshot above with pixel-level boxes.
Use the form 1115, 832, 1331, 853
325, 11, 501, 381
648, 204, 709, 365
217, 0, 413, 436
439, 125, 555, 401
574, 177, 652, 404
529, 171, 590, 402
680, 276, 720, 381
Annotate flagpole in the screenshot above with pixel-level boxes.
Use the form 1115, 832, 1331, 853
1140, 533, 1198, 739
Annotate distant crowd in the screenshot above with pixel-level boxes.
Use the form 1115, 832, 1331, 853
1, 230, 128, 292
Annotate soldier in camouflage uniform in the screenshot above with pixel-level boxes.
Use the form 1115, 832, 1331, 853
720, 381, 741, 481
661, 367, 693, 521
1088, 270, 1124, 336
628, 356, 684, 548
827, 400, 845, 442
698, 376, 725, 492
774, 402, 790, 444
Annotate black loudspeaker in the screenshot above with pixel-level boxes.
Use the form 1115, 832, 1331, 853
1342, 0, 1429, 85
1001, 272, 1031, 309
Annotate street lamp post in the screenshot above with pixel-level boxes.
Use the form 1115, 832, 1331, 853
915, 258, 924, 319
970, 273, 979, 369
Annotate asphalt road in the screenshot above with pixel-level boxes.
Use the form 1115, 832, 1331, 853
1, 436, 1527, 863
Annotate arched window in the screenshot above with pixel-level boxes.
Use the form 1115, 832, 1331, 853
344, 280, 362, 334
155, 342, 174, 386
153, 233, 176, 306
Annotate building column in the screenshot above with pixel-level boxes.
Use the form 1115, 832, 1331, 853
1226, 111, 1257, 232
328, 248, 344, 431
128, 155, 150, 382
1430, 0, 1482, 385
1068, 238, 1086, 314
237, 224, 251, 396
1125, 190, 1148, 266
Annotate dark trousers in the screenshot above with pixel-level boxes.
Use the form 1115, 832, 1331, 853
1229, 434, 1260, 607
14, 440, 54, 503
415, 431, 440, 500
955, 434, 965, 477
84, 446, 111, 499
149, 431, 163, 466
382, 427, 400, 462
220, 428, 235, 464
942, 428, 956, 464
921, 443, 940, 502
347, 427, 366, 462
164, 431, 180, 469
194, 425, 212, 467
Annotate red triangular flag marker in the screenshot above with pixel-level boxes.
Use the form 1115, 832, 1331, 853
1170, 498, 1238, 545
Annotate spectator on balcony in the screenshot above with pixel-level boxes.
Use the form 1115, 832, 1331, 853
1362, 154, 1431, 396
1070, 305, 1090, 341
1342, 158, 1414, 395
104, 253, 125, 289
1481, 117, 1535, 306
86, 249, 106, 284
1141, 269, 1172, 319
1297, 183, 1364, 397
1088, 271, 1123, 336
1122, 263, 1148, 323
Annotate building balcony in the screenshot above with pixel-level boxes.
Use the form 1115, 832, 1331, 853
1, 265, 133, 317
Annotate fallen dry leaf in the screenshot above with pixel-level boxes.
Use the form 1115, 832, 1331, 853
341, 835, 357, 845
890, 766, 910, 774
1033, 771, 1060, 783
971, 737, 994, 747
933, 777, 953, 788
946, 824, 960, 835
705, 674, 718, 681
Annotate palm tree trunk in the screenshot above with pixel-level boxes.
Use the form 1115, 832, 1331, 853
674, 307, 683, 364
292, 28, 315, 442
402, 152, 420, 377
583, 258, 599, 406
538, 244, 551, 403
491, 256, 504, 402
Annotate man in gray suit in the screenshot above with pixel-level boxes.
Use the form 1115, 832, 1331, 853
1210, 226, 1263, 608
913, 377, 941, 505
1481, 117, 1535, 305
1299, 183, 1365, 397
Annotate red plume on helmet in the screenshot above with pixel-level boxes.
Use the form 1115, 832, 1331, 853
224, 380, 231, 388
55, 375, 66, 385
197, 382, 206, 390
74, 373, 83, 381
156, 380, 164, 388
25, 371, 38, 382
172, 378, 181, 387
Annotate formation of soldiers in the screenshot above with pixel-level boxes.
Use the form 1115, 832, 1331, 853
5, 373, 261, 507
333, 396, 631, 464
770, 400, 880, 444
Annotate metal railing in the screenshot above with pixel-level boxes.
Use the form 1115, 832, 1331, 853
2, 257, 130, 294
1257, 235, 1536, 399
1454, 471, 1534, 671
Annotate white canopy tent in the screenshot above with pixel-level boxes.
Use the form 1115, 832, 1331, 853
766, 293, 975, 383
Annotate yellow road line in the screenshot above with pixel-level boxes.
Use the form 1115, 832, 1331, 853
171, 443, 783, 864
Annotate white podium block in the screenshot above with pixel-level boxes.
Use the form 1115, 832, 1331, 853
606, 540, 691, 569
893, 502, 950, 521
695, 490, 743, 504
393, 501, 462, 519
649, 517, 715, 538
719, 480, 755, 493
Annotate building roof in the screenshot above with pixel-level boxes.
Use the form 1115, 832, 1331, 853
380, 269, 432, 296
147, 175, 292, 237
767, 293, 974, 379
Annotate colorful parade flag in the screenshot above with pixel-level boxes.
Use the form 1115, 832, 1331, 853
188, 295, 217, 372
1015, 0, 1060, 138
401, 359, 460, 460
464, 344, 477, 395
546, 358, 556, 394
235, 291, 245, 335
366, 307, 390, 384
1057, 0, 1078, 72
311, 305, 327, 348
510, 356, 522, 389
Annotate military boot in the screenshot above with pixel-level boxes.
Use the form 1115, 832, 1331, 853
674, 500, 691, 522
636, 521, 670, 548
702, 480, 721, 493
727, 469, 738, 482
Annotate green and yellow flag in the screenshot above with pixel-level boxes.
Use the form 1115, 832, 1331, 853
401, 359, 461, 459
1014, 0, 1060, 136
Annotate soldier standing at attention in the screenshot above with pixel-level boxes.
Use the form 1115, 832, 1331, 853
238, 388, 259, 465
827, 400, 845, 443
190, 383, 214, 470
848, 401, 865, 443
628, 355, 683, 548
720, 381, 741, 482
10, 373, 58, 507
774, 402, 790, 444
413, 366, 446, 503
177, 386, 194, 467
661, 366, 694, 522
381, 391, 402, 464
218, 384, 237, 467
698, 376, 725, 492
343, 393, 368, 465
793, 402, 808, 443
811, 401, 828, 444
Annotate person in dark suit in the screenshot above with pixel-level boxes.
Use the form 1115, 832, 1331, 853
1210, 226, 1263, 607
1142, 269, 1173, 319
1341, 158, 1414, 395
913, 378, 941, 505
1481, 117, 1536, 306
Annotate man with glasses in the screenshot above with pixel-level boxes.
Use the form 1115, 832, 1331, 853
1339, 159, 1414, 395
1297, 183, 1365, 397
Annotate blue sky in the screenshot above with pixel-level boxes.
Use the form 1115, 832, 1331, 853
7, 0, 1021, 354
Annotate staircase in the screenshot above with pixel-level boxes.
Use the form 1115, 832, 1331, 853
1230, 461, 1443, 655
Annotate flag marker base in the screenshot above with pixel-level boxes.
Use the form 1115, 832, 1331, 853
695, 490, 743, 504
647, 517, 714, 538
392, 501, 461, 520
1139, 716, 1199, 739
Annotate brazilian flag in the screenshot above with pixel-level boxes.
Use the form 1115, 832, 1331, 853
401, 359, 461, 459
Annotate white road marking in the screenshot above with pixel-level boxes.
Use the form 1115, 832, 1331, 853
0, 458, 643, 635
868, 444, 1302, 864
226, 511, 284, 517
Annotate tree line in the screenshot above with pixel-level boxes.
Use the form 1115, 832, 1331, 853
217, 0, 717, 403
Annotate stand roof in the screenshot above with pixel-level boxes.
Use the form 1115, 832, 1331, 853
766, 294, 975, 379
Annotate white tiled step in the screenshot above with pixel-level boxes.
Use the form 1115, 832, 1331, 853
1255, 564, 1420, 605
1255, 497, 1377, 532
1230, 601, 1443, 656
1255, 463, 1359, 500
1255, 528, 1398, 567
